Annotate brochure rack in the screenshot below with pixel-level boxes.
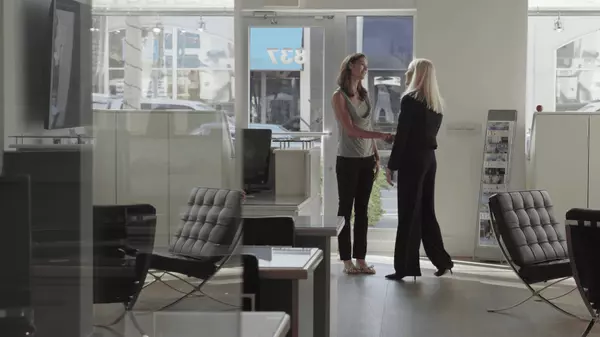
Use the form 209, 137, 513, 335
474, 110, 517, 262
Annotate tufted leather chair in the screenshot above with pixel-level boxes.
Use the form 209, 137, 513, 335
489, 190, 572, 284
566, 208, 600, 334
148, 187, 244, 283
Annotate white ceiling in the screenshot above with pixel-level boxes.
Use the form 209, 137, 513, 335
530, 0, 600, 9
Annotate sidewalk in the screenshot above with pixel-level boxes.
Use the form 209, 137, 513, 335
374, 186, 397, 229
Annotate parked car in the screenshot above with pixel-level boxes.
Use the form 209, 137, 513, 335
92, 94, 217, 111
576, 101, 600, 112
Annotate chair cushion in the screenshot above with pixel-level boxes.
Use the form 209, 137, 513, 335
169, 188, 242, 260
519, 259, 572, 284
566, 209, 600, 311
490, 190, 568, 268
150, 250, 217, 280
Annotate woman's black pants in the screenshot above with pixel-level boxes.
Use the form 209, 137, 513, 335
393, 151, 452, 275
336, 155, 375, 261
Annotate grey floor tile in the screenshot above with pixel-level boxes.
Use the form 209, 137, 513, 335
94, 261, 599, 337
336, 265, 393, 337
376, 274, 597, 337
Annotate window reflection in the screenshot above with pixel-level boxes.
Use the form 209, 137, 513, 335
92, 16, 234, 115
555, 32, 600, 112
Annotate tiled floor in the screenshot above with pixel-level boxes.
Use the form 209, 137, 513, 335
334, 260, 596, 337
92, 257, 599, 337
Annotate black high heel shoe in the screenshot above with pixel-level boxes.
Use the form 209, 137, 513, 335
385, 273, 420, 282
434, 267, 453, 277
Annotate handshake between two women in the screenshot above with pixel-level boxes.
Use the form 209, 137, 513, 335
380, 132, 395, 144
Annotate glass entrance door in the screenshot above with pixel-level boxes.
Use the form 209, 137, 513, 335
238, 13, 341, 217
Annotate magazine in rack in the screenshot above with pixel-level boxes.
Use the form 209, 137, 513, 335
478, 120, 514, 247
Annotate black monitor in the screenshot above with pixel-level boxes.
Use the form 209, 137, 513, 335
243, 129, 272, 193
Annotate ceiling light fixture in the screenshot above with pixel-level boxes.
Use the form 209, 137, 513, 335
554, 13, 563, 32
152, 23, 162, 34
197, 18, 206, 32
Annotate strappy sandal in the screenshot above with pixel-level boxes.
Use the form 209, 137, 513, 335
357, 264, 376, 275
343, 263, 361, 275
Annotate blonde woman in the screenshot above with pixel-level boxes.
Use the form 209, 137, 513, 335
332, 53, 394, 275
385, 59, 453, 281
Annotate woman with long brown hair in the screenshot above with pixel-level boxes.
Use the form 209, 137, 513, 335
332, 53, 394, 275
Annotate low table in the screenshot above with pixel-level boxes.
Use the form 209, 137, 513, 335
153, 311, 291, 337
242, 246, 322, 337
293, 215, 342, 337
242, 191, 318, 217
242, 216, 343, 337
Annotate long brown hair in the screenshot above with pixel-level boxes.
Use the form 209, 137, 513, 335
336, 53, 368, 101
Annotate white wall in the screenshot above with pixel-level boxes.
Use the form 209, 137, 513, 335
241, 0, 415, 9
2, 0, 43, 151
528, 16, 600, 127
416, 0, 527, 257
529, 0, 600, 8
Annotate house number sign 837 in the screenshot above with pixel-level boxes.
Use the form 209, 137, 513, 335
267, 48, 306, 65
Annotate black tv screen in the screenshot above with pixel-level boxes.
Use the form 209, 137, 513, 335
23, 0, 54, 128
48, 0, 92, 129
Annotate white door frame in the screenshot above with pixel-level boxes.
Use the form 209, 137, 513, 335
234, 11, 344, 218
233, 10, 416, 223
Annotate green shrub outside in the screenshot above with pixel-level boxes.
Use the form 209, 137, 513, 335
365, 169, 387, 226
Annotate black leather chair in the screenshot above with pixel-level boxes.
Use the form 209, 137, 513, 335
243, 217, 296, 246
488, 190, 581, 319
143, 187, 244, 311
566, 208, 600, 336
92, 204, 157, 337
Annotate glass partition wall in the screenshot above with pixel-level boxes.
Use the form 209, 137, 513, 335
90, 10, 242, 337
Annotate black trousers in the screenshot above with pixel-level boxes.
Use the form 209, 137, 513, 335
393, 151, 452, 274
336, 155, 375, 261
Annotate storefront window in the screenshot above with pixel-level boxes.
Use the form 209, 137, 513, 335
92, 15, 234, 114
347, 15, 414, 151
555, 32, 600, 112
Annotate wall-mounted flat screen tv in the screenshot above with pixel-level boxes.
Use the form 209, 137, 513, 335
47, 0, 92, 129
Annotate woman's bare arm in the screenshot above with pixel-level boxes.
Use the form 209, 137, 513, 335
332, 92, 386, 139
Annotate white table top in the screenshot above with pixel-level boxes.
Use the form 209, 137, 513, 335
243, 191, 308, 207
153, 311, 290, 337
242, 246, 323, 280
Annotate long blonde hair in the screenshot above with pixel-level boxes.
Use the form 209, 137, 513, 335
404, 58, 444, 113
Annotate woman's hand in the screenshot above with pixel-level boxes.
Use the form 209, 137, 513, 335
374, 156, 380, 180
385, 168, 394, 187
380, 133, 394, 143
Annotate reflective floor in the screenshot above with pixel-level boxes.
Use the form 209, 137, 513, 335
91, 257, 599, 337
334, 260, 596, 337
